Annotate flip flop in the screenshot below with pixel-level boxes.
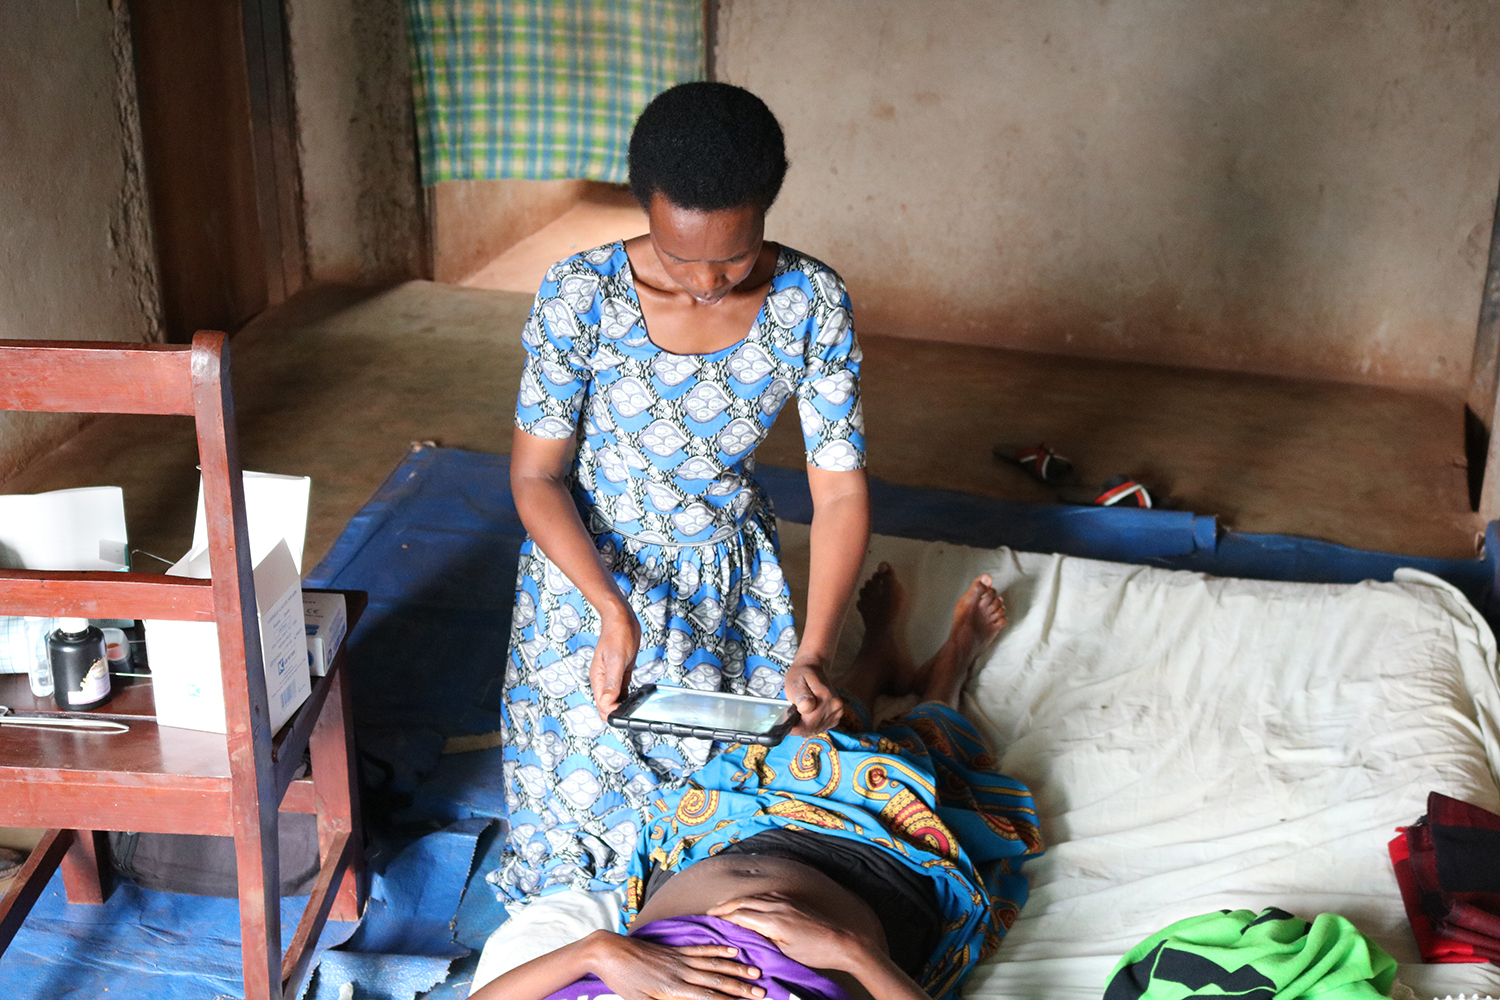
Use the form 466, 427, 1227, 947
994, 442, 1075, 485
1061, 475, 1155, 508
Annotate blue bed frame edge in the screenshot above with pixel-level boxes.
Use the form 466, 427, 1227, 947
751, 464, 1500, 633
306, 448, 1500, 637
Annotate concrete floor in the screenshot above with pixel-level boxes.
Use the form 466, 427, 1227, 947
2, 279, 1481, 574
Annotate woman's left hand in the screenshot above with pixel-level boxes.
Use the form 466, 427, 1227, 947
783, 656, 843, 735
707, 892, 877, 975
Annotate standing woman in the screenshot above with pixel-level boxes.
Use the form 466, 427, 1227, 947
495, 82, 871, 900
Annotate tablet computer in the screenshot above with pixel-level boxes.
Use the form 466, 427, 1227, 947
607, 684, 799, 747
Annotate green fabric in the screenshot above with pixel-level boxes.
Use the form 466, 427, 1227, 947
1104, 908, 1397, 1000
406, 0, 704, 184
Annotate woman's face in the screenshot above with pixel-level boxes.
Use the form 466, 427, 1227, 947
646, 193, 766, 305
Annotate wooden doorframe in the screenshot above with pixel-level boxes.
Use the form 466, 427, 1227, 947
241, 0, 305, 306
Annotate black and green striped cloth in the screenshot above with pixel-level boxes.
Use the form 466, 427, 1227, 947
1105, 908, 1397, 1000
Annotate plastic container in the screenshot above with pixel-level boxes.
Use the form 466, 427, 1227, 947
49, 618, 112, 710
27, 630, 53, 698
101, 627, 130, 672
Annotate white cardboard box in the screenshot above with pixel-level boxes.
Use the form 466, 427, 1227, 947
144, 471, 313, 734
303, 591, 347, 677
146, 538, 310, 734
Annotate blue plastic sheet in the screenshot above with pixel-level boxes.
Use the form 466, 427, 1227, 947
0, 870, 356, 999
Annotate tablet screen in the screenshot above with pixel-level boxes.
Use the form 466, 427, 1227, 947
623, 688, 792, 735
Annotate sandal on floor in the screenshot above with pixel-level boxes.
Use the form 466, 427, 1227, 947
1062, 475, 1155, 508
995, 442, 1075, 485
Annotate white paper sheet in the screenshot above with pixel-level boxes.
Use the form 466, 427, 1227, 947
0, 486, 128, 571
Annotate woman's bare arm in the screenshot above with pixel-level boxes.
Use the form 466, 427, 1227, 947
783, 465, 871, 734
511, 428, 641, 716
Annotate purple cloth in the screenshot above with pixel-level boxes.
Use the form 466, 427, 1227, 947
540, 915, 853, 1000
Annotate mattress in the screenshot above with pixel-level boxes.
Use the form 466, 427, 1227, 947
834, 534, 1500, 1000
474, 530, 1500, 998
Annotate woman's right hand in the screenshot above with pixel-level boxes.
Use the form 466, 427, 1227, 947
586, 930, 766, 1000
591, 601, 642, 718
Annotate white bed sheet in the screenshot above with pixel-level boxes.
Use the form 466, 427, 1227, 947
833, 534, 1500, 1000
474, 531, 1500, 999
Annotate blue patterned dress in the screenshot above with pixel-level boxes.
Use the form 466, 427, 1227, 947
493, 241, 865, 899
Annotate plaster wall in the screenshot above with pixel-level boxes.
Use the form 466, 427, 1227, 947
433, 178, 614, 284
717, 0, 1500, 392
0, 0, 163, 483
287, 0, 427, 284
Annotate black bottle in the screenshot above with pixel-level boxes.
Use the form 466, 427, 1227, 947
49, 618, 112, 710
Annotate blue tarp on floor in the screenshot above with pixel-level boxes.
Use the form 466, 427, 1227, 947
4, 444, 1494, 998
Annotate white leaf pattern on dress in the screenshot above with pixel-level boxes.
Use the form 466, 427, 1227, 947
530, 416, 575, 439
689, 598, 724, 633
540, 299, 580, 342
540, 359, 578, 387
594, 745, 632, 772
597, 448, 630, 483
518, 374, 544, 407
684, 663, 720, 690
558, 769, 602, 809
600, 297, 640, 341
813, 440, 861, 471
609, 378, 653, 417
810, 369, 856, 406
737, 606, 770, 639
559, 274, 599, 313
771, 626, 799, 660
671, 504, 713, 536
537, 661, 579, 697
706, 475, 741, 497
548, 603, 583, 641
563, 704, 607, 738
717, 418, 759, 457
817, 307, 852, 347
758, 378, 792, 416
644, 481, 681, 513
766, 286, 810, 327
747, 665, 783, 699
652, 353, 699, 386
666, 628, 695, 666
640, 420, 689, 456
682, 382, 732, 422
544, 558, 575, 595
675, 457, 719, 482
727, 343, 774, 384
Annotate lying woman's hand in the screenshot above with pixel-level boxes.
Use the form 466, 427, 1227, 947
587, 931, 766, 1000
707, 892, 878, 975
783, 656, 843, 735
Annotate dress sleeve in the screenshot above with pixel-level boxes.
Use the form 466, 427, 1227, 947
796, 270, 866, 471
514, 266, 595, 440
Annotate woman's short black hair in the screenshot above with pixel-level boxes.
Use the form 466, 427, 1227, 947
628, 82, 788, 212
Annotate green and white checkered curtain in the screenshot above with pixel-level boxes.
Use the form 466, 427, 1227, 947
407, 0, 704, 184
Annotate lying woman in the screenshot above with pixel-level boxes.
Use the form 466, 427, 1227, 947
474, 566, 1044, 1000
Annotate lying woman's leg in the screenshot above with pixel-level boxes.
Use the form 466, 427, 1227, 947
914, 573, 1006, 709
843, 562, 1007, 711
841, 561, 919, 709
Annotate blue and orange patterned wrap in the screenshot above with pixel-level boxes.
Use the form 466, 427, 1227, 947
625, 703, 1045, 1000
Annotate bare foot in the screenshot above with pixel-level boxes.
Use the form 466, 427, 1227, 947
918, 574, 1008, 708
845, 563, 919, 706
